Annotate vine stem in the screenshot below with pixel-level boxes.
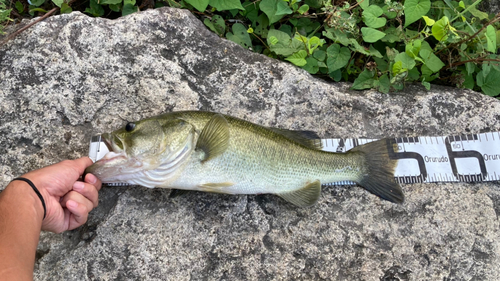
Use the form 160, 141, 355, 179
435, 12, 500, 56
0, 7, 59, 48
446, 58, 500, 69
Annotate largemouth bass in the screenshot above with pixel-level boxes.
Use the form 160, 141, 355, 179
85, 111, 404, 206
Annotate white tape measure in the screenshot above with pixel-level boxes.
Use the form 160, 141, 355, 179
89, 132, 500, 185
322, 132, 500, 184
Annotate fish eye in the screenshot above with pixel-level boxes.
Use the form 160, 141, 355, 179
125, 122, 136, 132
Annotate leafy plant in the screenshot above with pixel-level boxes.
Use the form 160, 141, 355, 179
199, 0, 500, 96
3, 0, 500, 97
0, 0, 13, 34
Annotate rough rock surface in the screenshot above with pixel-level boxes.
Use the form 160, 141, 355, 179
1, 8, 499, 280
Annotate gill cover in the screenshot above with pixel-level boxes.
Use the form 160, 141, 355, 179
86, 117, 196, 187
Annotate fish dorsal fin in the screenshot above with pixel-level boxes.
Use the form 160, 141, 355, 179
267, 128, 322, 150
196, 114, 229, 162
277, 180, 321, 207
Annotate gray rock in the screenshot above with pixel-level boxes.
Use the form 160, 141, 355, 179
1, 7, 499, 280
480, 0, 500, 15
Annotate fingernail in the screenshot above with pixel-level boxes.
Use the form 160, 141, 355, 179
73, 181, 84, 191
86, 173, 97, 184
67, 200, 78, 208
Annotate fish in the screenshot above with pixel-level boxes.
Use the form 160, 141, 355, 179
85, 111, 404, 206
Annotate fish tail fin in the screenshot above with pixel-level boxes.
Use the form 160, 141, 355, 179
349, 139, 404, 203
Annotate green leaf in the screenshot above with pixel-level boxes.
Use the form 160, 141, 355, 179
392, 61, 404, 76
465, 62, 475, 75
352, 69, 376, 90
185, 0, 209, 11
476, 69, 500, 96
254, 14, 269, 37
122, 0, 138, 16
326, 44, 351, 72
368, 44, 383, 58
323, 27, 351, 46
51, 0, 63, 8
405, 39, 421, 58
329, 69, 342, 82
422, 15, 435, 26
267, 29, 302, 56
378, 74, 390, 93
297, 4, 309, 14
15, 1, 24, 12
349, 39, 371, 56
362, 5, 386, 29
361, 27, 386, 43
386, 47, 398, 61
285, 50, 308, 66
419, 48, 445, 73
381, 27, 403, 43
395, 52, 416, 70
304, 0, 321, 8
60, 2, 72, 13
260, 0, 286, 25
302, 57, 319, 74
85, 0, 104, 16
29, 7, 47, 13
357, 0, 369, 10
109, 3, 121, 11
382, 4, 397, 19
485, 25, 497, 53
100, 0, 122, 4
275, 0, 292, 15
29, 0, 45, 7
404, 0, 431, 27
432, 16, 449, 41
463, 73, 474, 89
209, 0, 244, 11
268, 36, 279, 45
422, 80, 431, 90
374, 57, 389, 71
313, 49, 326, 61
226, 23, 252, 49
307, 36, 323, 53
204, 15, 225, 36
468, 5, 488, 20
408, 66, 420, 81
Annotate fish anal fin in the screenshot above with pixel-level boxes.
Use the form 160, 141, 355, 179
277, 180, 321, 207
195, 114, 229, 162
197, 182, 235, 193
267, 128, 322, 150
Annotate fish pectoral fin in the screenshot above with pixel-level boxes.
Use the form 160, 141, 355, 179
277, 180, 321, 207
198, 182, 235, 193
267, 128, 323, 150
195, 114, 229, 163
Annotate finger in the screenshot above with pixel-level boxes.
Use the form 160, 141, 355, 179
84, 173, 102, 191
73, 181, 99, 207
61, 191, 94, 213
65, 200, 89, 230
71, 157, 94, 175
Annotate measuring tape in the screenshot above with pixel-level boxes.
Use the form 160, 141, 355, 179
89, 132, 500, 185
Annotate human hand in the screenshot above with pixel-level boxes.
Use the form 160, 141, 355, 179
21, 157, 102, 233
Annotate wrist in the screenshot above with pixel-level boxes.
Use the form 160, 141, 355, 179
8, 178, 47, 222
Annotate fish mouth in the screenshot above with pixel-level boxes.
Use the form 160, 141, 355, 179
95, 133, 128, 165
86, 131, 194, 187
